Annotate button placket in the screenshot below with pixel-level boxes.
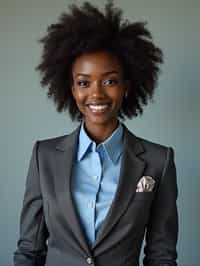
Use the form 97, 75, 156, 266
88, 200, 95, 209
93, 175, 98, 180
91, 151, 102, 184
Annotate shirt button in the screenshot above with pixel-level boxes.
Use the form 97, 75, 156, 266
93, 176, 98, 180
86, 257, 93, 264
88, 201, 95, 208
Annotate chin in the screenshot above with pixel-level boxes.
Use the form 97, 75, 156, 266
86, 116, 117, 126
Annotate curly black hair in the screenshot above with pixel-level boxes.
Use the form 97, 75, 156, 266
36, 0, 163, 121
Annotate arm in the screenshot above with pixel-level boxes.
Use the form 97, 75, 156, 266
143, 147, 178, 266
14, 141, 49, 266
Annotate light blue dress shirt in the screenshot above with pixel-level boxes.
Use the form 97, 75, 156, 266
71, 121, 124, 246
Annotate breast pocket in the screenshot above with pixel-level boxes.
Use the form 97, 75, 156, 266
120, 191, 155, 228
134, 191, 154, 201
133, 191, 155, 214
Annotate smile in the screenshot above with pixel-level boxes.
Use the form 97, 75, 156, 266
88, 104, 110, 113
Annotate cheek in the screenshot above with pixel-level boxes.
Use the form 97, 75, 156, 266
73, 90, 85, 103
111, 92, 124, 105
108, 86, 125, 98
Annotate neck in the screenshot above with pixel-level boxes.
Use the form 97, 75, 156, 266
83, 120, 119, 144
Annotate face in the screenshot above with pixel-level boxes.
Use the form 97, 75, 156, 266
71, 50, 128, 133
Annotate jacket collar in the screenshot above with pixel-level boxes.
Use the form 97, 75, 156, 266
55, 122, 145, 156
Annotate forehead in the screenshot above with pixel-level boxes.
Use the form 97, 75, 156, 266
72, 50, 123, 76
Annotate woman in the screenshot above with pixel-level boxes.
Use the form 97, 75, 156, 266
14, 1, 178, 266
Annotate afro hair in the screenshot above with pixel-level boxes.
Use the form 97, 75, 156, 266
36, 0, 163, 121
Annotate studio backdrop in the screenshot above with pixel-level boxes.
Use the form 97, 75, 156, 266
0, 1, 199, 266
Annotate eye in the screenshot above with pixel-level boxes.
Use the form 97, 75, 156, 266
76, 80, 89, 88
103, 78, 119, 86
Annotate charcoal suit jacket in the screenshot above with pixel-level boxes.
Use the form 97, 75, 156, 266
14, 123, 178, 266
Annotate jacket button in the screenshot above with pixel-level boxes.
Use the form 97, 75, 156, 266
86, 257, 93, 264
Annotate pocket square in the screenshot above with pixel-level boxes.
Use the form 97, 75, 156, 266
136, 176, 155, 192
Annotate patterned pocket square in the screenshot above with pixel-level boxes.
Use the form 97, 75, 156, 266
136, 176, 155, 192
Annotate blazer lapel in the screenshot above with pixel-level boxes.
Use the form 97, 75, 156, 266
53, 124, 92, 256
92, 124, 146, 249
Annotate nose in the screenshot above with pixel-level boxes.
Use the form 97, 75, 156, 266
90, 81, 105, 97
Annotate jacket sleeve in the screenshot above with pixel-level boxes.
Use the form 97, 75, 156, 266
14, 141, 49, 266
143, 147, 178, 266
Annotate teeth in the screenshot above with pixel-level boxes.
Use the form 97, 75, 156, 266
89, 105, 109, 110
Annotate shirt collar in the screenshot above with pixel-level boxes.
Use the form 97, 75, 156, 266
77, 120, 124, 164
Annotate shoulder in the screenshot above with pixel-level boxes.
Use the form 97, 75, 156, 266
34, 124, 81, 153
123, 123, 173, 156
37, 134, 68, 147
138, 134, 174, 162
137, 135, 171, 156
128, 135, 176, 188
123, 125, 175, 172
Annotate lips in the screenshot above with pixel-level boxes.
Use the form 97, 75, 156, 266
87, 103, 110, 114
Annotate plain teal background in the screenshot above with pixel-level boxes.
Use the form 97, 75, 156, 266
0, 0, 199, 265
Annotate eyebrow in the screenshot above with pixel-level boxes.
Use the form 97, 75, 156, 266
75, 71, 120, 78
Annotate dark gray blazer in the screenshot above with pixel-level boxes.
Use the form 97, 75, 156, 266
14, 123, 178, 266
